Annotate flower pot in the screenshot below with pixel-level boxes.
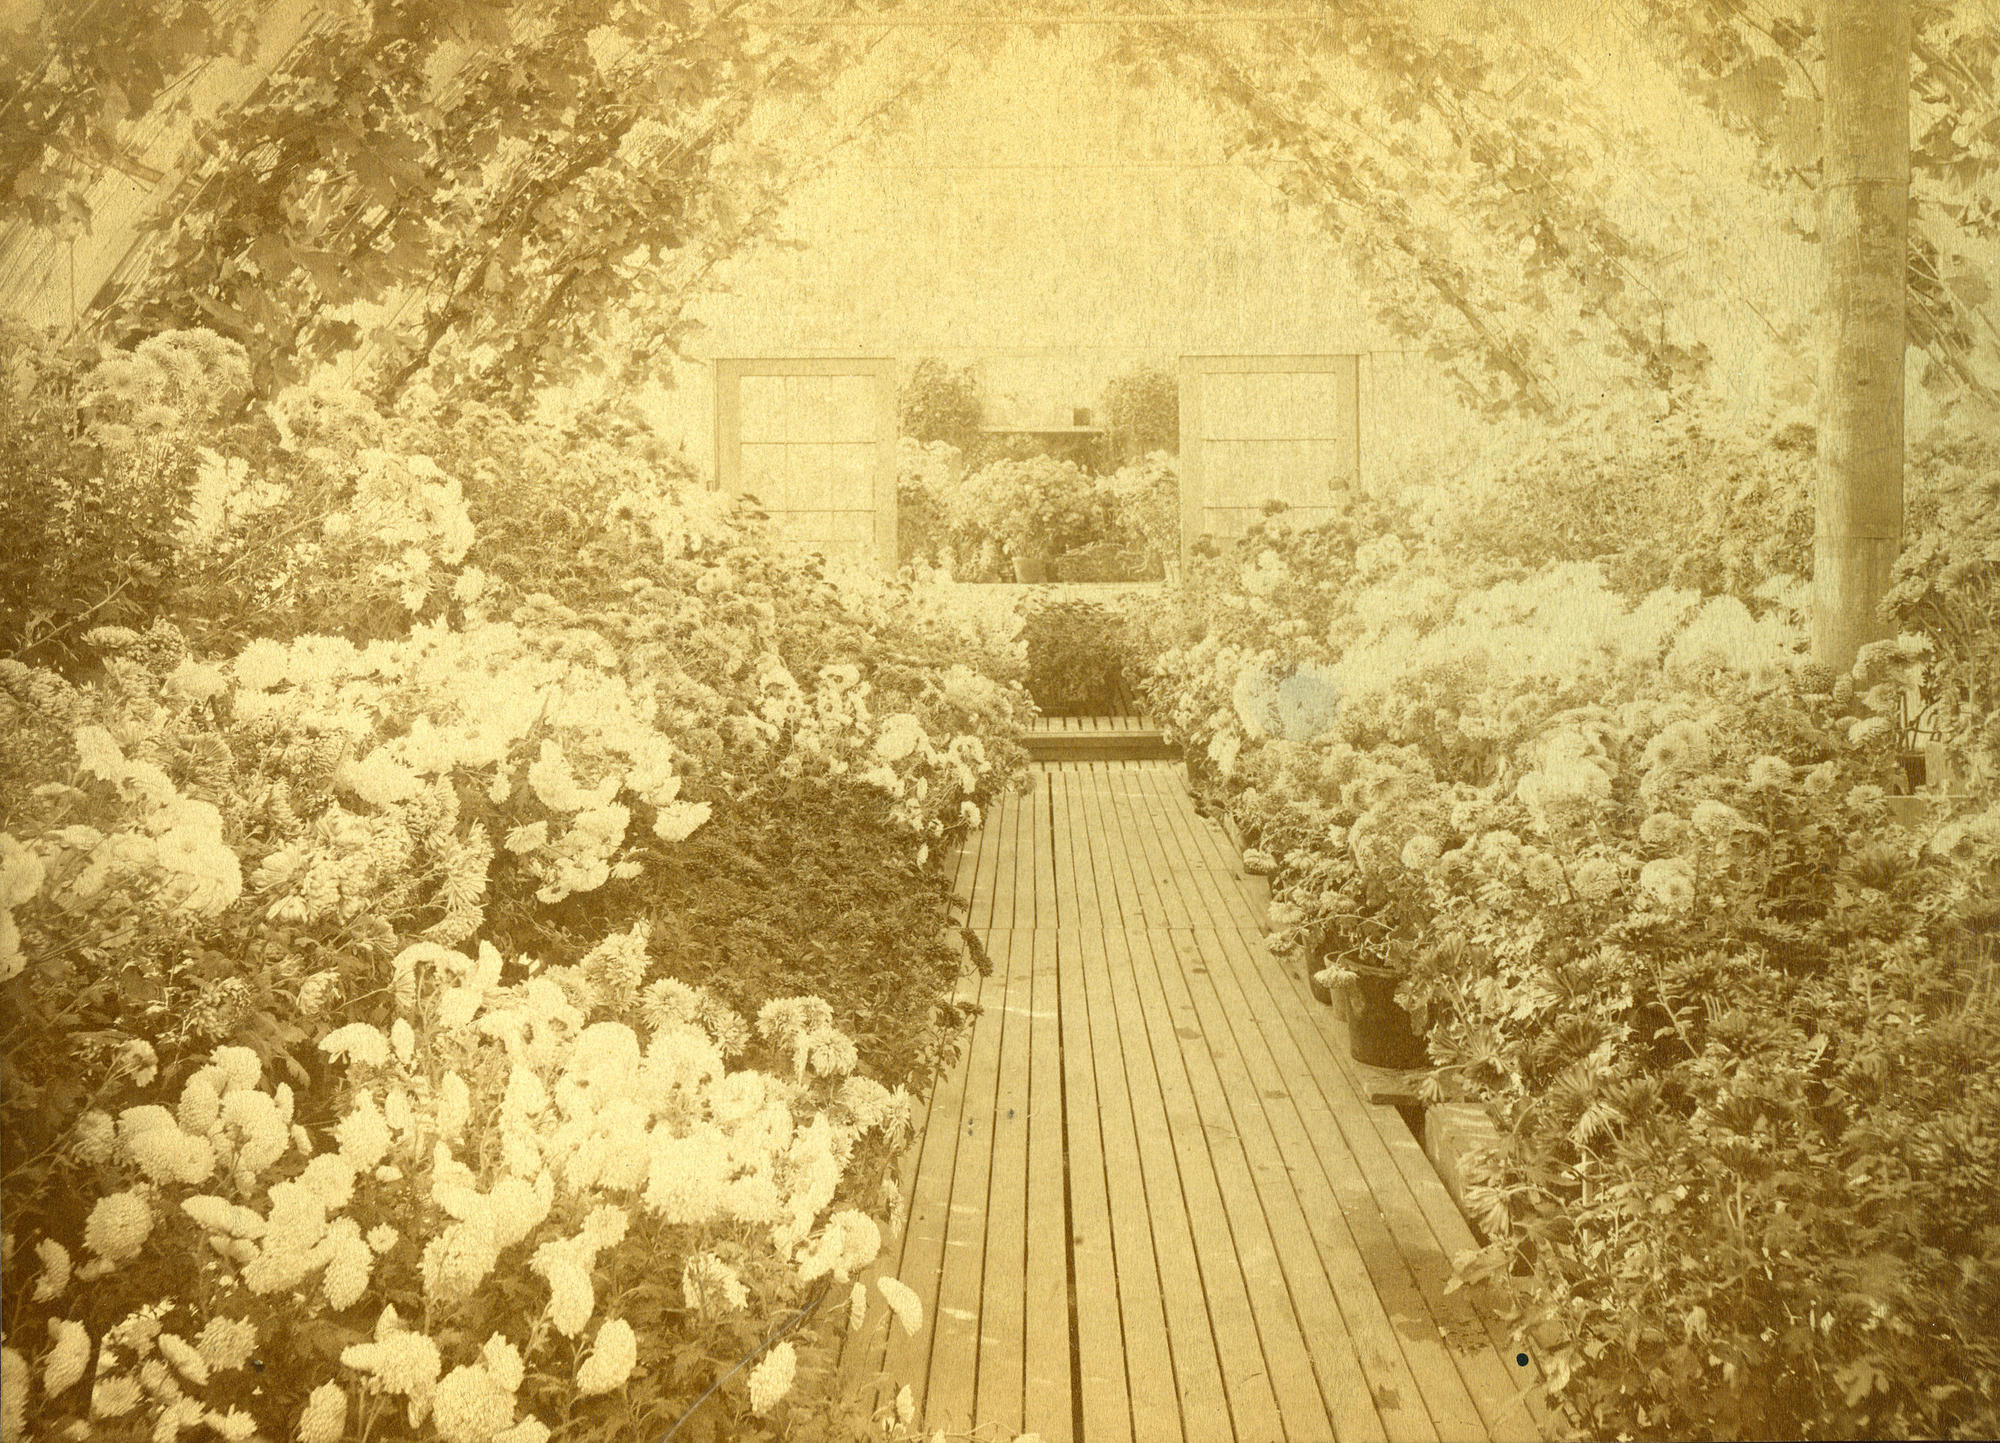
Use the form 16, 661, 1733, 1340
1011, 554, 1050, 583
1345, 964, 1428, 1070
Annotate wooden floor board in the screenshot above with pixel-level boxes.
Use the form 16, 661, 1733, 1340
924, 927, 1017, 1431
1079, 771, 1236, 1438
1025, 925, 1077, 1441
869, 758, 1539, 1443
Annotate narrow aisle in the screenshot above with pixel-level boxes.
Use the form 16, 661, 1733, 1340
845, 761, 1540, 1443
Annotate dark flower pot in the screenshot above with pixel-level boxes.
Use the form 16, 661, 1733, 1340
1011, 554, 1050, 583
1346, 964, 1428, 1069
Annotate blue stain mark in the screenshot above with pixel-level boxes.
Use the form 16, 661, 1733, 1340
1516, 1353, 1529, 1367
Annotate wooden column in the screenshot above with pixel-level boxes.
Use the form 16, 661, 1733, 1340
1812, 0, 1911, 671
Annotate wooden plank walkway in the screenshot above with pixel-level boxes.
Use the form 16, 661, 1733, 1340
843, 759, 1543, 1442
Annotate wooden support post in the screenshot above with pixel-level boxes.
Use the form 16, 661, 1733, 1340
1812, 0, 1910, 672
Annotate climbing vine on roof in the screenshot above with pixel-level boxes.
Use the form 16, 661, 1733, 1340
84, 0, 950, 403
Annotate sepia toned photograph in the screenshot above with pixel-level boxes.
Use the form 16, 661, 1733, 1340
1, 2, 1995, 1439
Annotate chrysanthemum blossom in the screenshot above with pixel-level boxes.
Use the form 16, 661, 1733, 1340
878, 1276, 924, 1336
745, 1340, 797, 1415
1638, 858, 1696, 913
1, 1349, 26, 1442
83, 1191, 154, 1264
33, 1239, 71, 1301
44, 1319, 91, 1396
297, 1383, 347, 1443
576, 1319, 637, 1396
90, 1373, 143, 1418
339, 1331, 441, 1406
320, 1023, 392, 1069
1746, 755, 1793, 790
433, 1362, 517, 1443
195, 1317, 257, 1374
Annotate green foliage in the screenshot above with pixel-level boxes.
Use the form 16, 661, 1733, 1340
948, 453, 1107, 562
897, 358, 985, 452
1100, 363, 1180, 457
1884, 411, 2000, 794
0, 324, 251, 673
1096, 451, 1181, 572
0, 0, 245, 232
84, 0, 901, 403
1429, 404, 1816, 597
1021, 600, 1128, 717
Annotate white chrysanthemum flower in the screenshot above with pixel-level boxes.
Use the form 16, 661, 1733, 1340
1690, 800, 1747, 836
1638, 857, 1696, 913
207, 1045, 259, 1094
300, 1153, 357, 1211
297, 1382, 347, 1443
481, 1336, 524, 1395
682, 1253, 748, 1313
873, 713, 928, 763
195, 1317, 257, 1374
878, 1276, 924, 1336
494, 1420, 551, 1443
154, 1395, 205, 1441
745, 1340, 796, 1415
798, 1209, 881, 1284
33, 1238, 71, 1301
157, 1332, 209, 1386
1638, 812, 1688, 849
118, 1105, 217, 1187
232, 639, 290, 693
176, 1072, 223, 1135
71, 1109, 118, 1164
896, 1383, 917, 1425
1, 1348, 25, 1441
575, 1319, 637, 1396
44, 1319, 91, 1396
203, 1407, 257, 1441
433, 1363, 516, 1443
541, 1258, 594, 1338
323, 1229, 374, 1310
1746, 755, 1793, 790
339, 1331, 441, 1405
182, 1194, 265, 1238
319, 1023, 392, 1069
219, 1088, 287, 1177
1521, 849, 1565, 895
367, 1224, 399, 1255
91, 1372, 143, 1418
335, 1092, 393, 1170
390, 1017, 417, 1066
1571, 857, 1620, 904
83, 1190, 153, 1264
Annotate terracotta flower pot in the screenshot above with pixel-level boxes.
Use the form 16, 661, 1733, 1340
1345, 964, 1428, 1069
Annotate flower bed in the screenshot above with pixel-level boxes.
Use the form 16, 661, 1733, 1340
0, 332, 1033, 1442
1136, 412, 2000, 1440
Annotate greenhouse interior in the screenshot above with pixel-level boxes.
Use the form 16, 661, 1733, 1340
1, 3, 1997, 1441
